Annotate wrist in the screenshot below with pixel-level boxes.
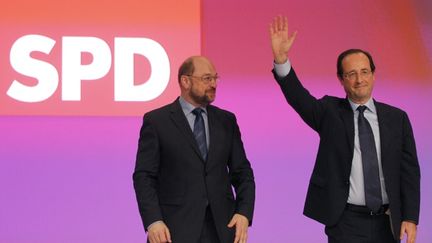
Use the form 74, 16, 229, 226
274, 55, 288, 64
147, 220, 164, 231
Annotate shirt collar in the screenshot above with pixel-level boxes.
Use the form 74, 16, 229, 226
348, 97, 376, 114
179, 96, 207, 115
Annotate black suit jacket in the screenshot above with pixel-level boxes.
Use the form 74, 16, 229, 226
273, 68, 420, 240
133, 98, 255, 243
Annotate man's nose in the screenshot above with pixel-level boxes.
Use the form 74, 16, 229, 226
209, 80, 217, 88
355, 74, 364, 83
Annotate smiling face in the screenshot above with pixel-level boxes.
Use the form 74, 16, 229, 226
339, 52, 375, 104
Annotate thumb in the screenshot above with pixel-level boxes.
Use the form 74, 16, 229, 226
227, 217, 236, 228
400, 225, 405, 240
291, 30, 298, 41
287, 31, 298, 49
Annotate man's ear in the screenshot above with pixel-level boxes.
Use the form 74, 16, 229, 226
180, 75, 191, 89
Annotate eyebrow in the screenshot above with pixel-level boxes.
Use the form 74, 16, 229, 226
347, 68, 370, 73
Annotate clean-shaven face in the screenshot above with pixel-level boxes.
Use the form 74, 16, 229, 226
340, 52, 375, 104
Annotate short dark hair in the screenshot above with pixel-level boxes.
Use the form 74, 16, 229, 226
178, 57, 195, 82
337, 49, 375, 80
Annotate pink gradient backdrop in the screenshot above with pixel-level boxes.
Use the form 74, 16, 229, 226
1, 0, 431, 242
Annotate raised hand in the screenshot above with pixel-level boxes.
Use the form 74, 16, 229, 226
269, 15, 297, 64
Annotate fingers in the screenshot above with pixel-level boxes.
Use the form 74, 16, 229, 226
283, 15, 288, 31
234, 228, 248, 243
165, 227, 172, 242
158, 229, 167, 242
269, 15, 297, 61
269, 23, 275, 36
269, 20, 277, 36
269, 16, 279, 35
233, 222, 248, 243
149, 233, 169, 243
276, 15, 283, 32
274, 15, 288, 32
269, 15, 286, 35
407, 228, 416, 243
229, 214, 249, 243
149, 231, 164, 243
148, 223, 171, 243
400, 221, 417, 243
149, 233, 159, 243
281, 15, 288, 32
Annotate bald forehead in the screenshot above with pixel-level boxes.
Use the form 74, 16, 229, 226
191, 56, 214, 66
190, 56, 216, 75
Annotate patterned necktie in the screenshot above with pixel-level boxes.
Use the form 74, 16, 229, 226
192, 108, 207, 160
357, 105, 382, 212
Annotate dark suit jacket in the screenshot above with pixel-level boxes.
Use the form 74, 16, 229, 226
133, 98, 255, 243
273, 68, 420, 240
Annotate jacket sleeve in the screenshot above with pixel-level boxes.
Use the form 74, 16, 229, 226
400, 112, 421, 224
133, 114, 163, 230
228, 114, 256, 225
272, 68, 326, 132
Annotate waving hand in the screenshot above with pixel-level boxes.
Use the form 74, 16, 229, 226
269, 15, 297, 64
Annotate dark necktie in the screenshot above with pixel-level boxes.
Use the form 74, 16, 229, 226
357, 105, 382, 212
192, 108, 208, 160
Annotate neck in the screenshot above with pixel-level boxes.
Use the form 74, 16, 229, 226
348, 96, 371, 105
180, 94, 206, 108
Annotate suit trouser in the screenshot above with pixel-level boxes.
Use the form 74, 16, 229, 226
199, 206, 220, 243
325, 204, 396, 243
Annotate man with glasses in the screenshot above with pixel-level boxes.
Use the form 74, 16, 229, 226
269, 16, 420, 243
133, 56, 255, 243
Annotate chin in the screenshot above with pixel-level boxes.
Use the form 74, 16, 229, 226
206, 95, 216, 103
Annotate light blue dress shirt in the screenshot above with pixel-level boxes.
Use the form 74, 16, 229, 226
179, 96, 210, 149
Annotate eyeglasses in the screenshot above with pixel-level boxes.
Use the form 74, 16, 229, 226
343, 69, 373, 81
186, 74, 220, 84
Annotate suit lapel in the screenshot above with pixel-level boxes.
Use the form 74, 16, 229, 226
340, 99, 355, 153
374, 101, 390, 167
169, 99, 205, 162
339, 99, 355, 178
206, 105, 219, 165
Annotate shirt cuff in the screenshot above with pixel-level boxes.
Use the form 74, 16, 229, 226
273, 59, 292, 77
